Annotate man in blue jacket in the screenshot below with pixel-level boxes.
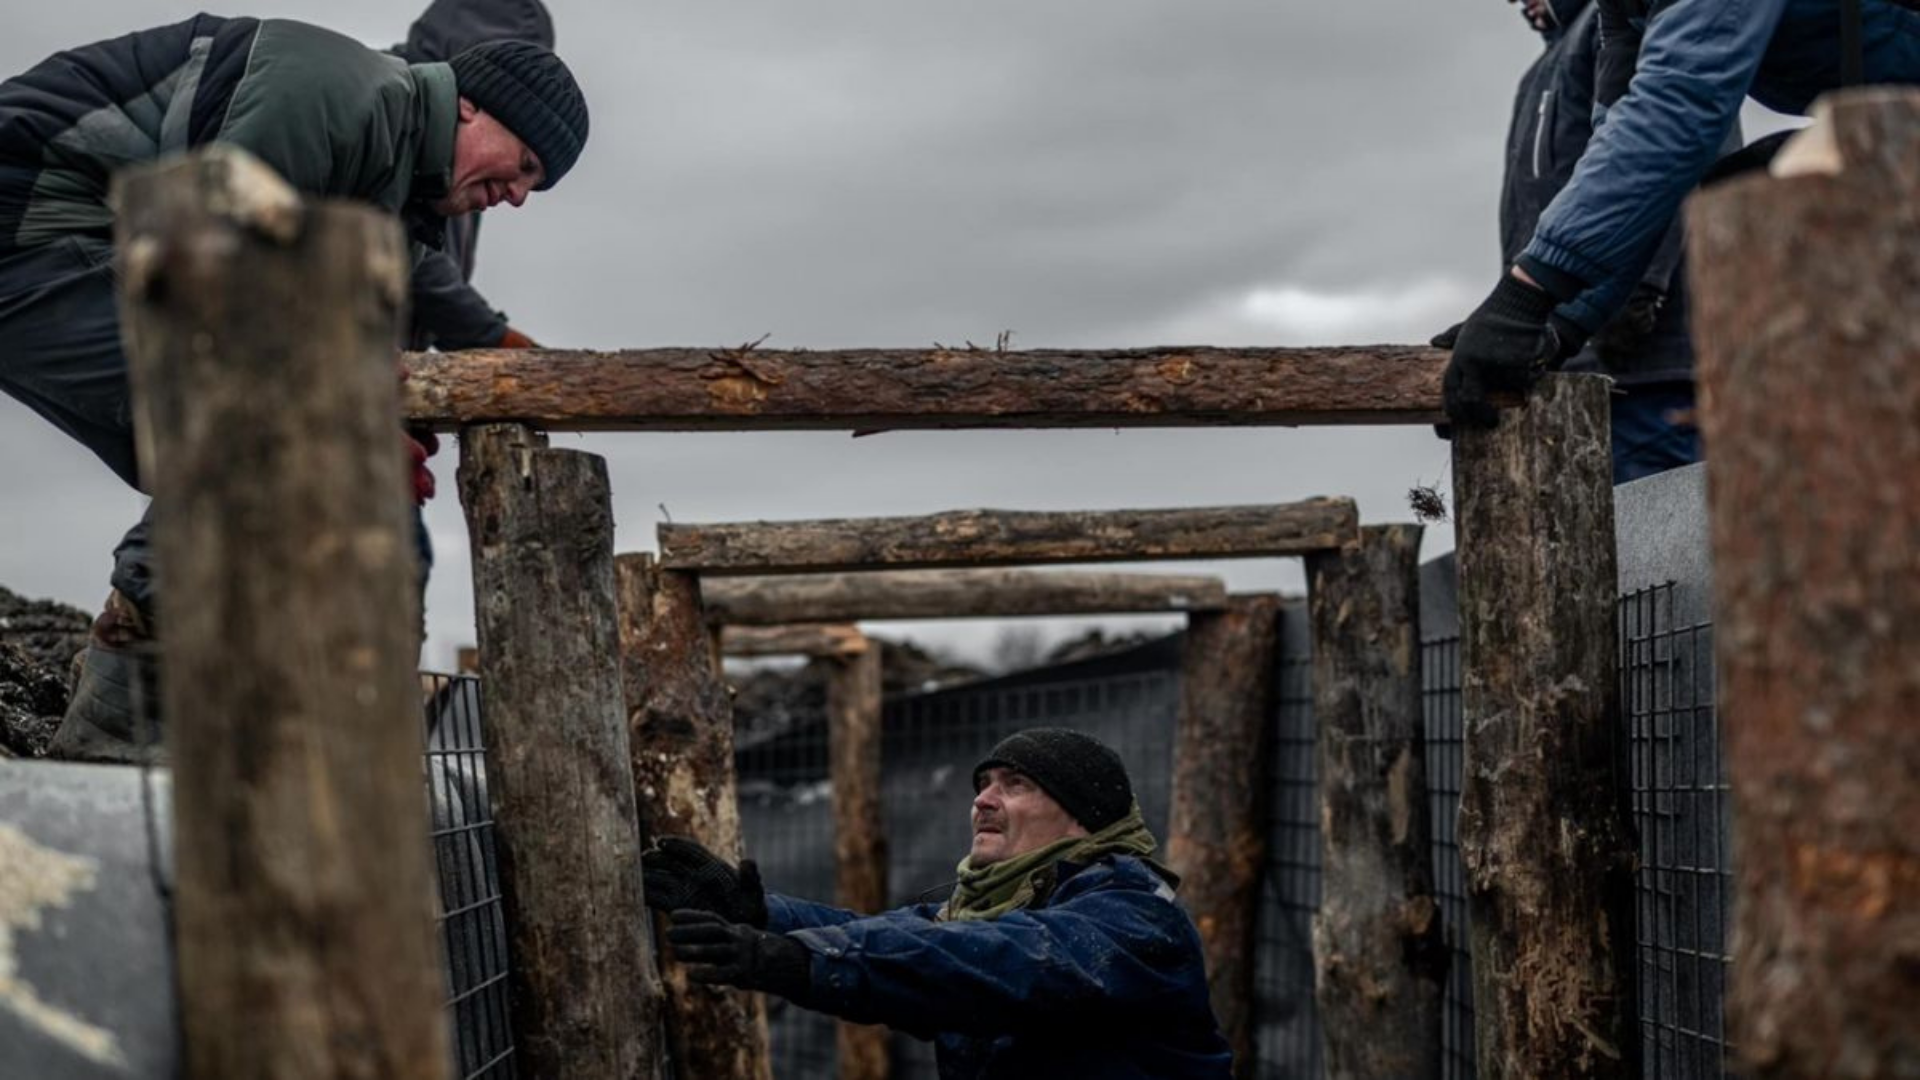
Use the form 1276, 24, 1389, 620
643, 728, 1234, 1079
1438, 0, 1920, 429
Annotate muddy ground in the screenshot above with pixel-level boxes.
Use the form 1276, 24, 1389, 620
0, 586, 89, 757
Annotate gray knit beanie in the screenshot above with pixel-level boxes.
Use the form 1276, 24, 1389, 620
449, 40, 588, 190
973, 728, 1135, 832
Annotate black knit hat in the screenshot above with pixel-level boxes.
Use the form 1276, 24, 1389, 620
449, 40, 588, 191
973, 728, 1134, 832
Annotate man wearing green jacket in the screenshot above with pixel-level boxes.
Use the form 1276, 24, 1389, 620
0, 14, 589, 760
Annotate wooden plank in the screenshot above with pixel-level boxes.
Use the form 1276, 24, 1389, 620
615, 555, 771, 1080
116, 148, 451, 1079
1166, 594, 1283, 1077
458, 424, 665, 1079
827, 645, 889, 1080
1308, 524, 1444, 1078
1452, 374, 1634, 1079
704, 569, 1229, 625
1689, 88, 1920, 1079
399, 345, 1449, 430
720, 624, 868, 658
660, 500, 1358, 576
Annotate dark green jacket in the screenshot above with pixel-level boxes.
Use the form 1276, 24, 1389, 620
0, 14, 456, 254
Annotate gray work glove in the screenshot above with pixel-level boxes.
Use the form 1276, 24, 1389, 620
642, 837, 769, 928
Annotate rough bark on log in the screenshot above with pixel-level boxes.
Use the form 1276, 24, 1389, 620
661, 501, 1358, 575
721, 623, 869, 658
1451, 374, 1634, 1079
1688, 87, 1920, 1079
1308, 524, 1445, 1079
615, 555, 772, 1080
828, 645, 889, 1080
401, 345, 1451, 430
704, 569, 1229, 625
114, 148, 450, 1079
1166, 594, 1283, 1077
457, 424, 664, 1079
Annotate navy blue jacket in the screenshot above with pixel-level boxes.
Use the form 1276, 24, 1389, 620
1519, 0, 1920, 332
767, 854, 1232, 1080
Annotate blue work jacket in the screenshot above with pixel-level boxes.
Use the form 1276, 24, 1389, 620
1519, 0, 1920, 331
766, 854, 1233, 1080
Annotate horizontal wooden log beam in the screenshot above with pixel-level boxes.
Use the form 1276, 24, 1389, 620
703, 569, 1230, 625
659, 499, 1358, 576
400, 346, 1448, 431
720, 624, 869, 658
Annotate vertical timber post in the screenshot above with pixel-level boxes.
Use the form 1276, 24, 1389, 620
1689, 88, 1920, 1077
1168, 593, 1283, 1077
458, 423, 664, 1079
1451, 373, 1635, 1079
1307, 523, 1444, 1078
827, 641, 889, 1080
116, 148, 451, 1078
615, 555, 772, 1080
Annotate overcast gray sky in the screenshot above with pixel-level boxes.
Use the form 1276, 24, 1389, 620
0, 2, 1778, 668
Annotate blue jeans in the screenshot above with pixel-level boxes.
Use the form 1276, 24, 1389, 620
1612, 382, 1700, 485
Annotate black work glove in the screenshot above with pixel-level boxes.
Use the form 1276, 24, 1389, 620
1436, 274, 1582, 429
1591, 283, 1665, 364
664, 910, 812, 999
641, 837, 769, 928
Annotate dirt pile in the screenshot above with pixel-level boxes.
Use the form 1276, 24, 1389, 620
0, 585, 91, 671
0, 586, 89, 757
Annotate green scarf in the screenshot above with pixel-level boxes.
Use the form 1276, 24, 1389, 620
938, 802, 1175, 922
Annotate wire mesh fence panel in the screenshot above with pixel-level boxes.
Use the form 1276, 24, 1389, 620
1252, 653, 1322, 1079
422, 673, 518, 1080
1620, 585, 1734, 1079
1422, 635, 1475, 1080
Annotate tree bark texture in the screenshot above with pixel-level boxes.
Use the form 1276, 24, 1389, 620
661, 501, 1358, 576
1688, 87, 1920, 1079
720, 623, 869, 658
615, 555, 772, 1080
828, 644, 890, 1080
1307, 524, 1445, 1079
704, 569, 1229, 625
456, 423, 665, 1080
401, 345, 1450, 430
1166, 595, 1283, 1077
1450, 374, 1634, 1079
115, 148, 450, 1080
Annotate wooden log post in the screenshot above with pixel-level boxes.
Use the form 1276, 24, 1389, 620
457, 424, 664, 1079
721, 623, 870, 659
1167, 594, 1283, 1077
827, 640, 890, 1080
402, 345, 1456, 431
615, 555, 771, 1080
115, 148, 450, 1078
705, 569, 1229, 625
1451, 374, 1634, 1079
1307, 524, 1445, 1079
1688, 88, 1920, 1078
661, 501, 1359, 575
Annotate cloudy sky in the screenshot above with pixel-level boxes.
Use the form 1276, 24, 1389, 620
0, 2, 1790, 668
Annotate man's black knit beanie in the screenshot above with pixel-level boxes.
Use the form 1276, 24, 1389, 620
973, 728, 1134, 832
449, 40, 588, 191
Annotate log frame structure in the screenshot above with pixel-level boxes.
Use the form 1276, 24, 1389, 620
1688, 88, 1920, 1078
705, 569, 1230, 625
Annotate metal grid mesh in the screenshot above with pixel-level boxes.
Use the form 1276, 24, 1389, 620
1421, 636, 1476, 1080
422, 673, 518, 1080
1620, 585, 1733, 1079
1251, 654, 1322, 1078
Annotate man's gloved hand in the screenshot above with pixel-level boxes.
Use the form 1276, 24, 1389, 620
405, 430, 440, 504
664, 910, 812, 998
497, 326, 539, 348
642, 837, 770, 927
1591, 283, 1665, 364
1435, 273, 1580, 429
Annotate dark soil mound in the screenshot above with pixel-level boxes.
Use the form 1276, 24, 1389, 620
0, 641, 69, 757
0, 584, 91, 671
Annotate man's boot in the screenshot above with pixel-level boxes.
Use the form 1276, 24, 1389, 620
48, 590, 164, 764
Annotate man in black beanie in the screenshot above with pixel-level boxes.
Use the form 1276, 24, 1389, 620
0, 14, 587, 760
642, 727, 1233, 1079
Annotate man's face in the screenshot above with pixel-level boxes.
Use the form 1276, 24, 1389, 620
432, 98, 545, 217
970, 767, 1088, 867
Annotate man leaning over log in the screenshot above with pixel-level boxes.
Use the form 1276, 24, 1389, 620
645, 728, 1234, 1079
0, 14, 589, 761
